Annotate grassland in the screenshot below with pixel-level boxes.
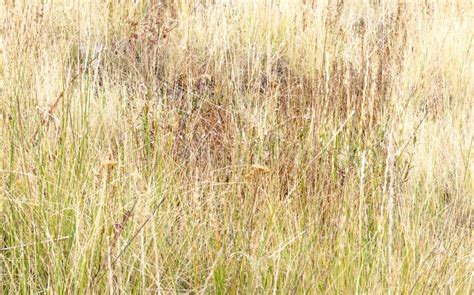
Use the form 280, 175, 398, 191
0, 0, 473, 293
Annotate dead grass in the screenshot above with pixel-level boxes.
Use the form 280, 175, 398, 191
0, 0, 472, 293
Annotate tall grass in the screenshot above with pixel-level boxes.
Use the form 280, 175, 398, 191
1, 0, 472, 293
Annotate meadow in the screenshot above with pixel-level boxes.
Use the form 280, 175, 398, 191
0, 0, 473, 293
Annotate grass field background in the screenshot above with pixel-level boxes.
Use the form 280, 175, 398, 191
0, 0, 473, 293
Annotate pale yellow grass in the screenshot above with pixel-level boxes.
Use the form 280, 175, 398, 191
0, 0, 472, 293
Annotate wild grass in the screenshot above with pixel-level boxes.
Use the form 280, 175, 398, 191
0, 0, 472, 293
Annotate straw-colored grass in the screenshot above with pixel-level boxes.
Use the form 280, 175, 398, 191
1, 0, 472, 293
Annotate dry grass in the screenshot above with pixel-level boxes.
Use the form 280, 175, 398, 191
0, 0, 473, 293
